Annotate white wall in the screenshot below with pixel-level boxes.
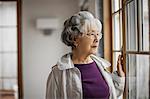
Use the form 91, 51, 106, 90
22, 0, 79, 99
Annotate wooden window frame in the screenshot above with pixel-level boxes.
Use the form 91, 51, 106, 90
0, 0, 23, 98
104, 0, 150, 99
122, 0, 150, 99
103, 0, 113, 72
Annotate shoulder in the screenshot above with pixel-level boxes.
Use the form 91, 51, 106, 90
50, 65, 61, 73
51, 65, 58, 70
48, 65, 63, 77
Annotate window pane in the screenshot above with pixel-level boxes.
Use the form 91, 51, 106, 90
0, 79, 2, 89
126, 1, 138, 51
126, 54, 137, 99
0, 28, 17, 51
1, 53, 17, 77
126, 54, 150, 99
119, 0, 122, 9
0, 1, 19, 99
0, 54, 2, 76
0, 2, 17, 26
113, 52, 121, 71
0, 29, 2, 51
139, 0, 149, 51
1, 79, 17, 90
112, 0, 120, 13
113, 12, 122, 50
120, 12, 123, 49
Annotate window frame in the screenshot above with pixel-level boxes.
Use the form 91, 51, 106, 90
104, 0, 150, 98
113, 0, 150, 98
0, 0, 23, 98
103, 0, 113, 72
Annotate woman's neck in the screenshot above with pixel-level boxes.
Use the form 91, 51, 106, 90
72, 50, 93, 64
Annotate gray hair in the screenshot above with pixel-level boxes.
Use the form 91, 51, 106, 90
61, 11, 102, 48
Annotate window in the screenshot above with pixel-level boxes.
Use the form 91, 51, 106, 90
111, 0, 150, 99
111, 0, 123, 71
0, 0, 22, 99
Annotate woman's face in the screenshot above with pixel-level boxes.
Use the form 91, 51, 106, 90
74, 28, 102, 55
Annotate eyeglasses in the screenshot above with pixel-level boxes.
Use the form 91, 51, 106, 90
83, 32, 103, 39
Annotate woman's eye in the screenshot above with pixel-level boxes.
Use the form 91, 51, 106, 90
87, 33, 92, 36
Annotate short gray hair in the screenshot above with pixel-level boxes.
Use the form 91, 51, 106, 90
61, 11, 102, 48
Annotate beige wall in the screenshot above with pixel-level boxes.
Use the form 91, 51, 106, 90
22, 0, 79, 99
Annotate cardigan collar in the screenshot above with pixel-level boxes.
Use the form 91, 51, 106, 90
57, 53, 111, 70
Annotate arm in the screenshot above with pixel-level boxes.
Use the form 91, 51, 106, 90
112, 54, 125, 97
111, 71, 125, 97
106, 55, 125, 97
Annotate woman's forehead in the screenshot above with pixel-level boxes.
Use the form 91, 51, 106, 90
89, 26, 100, 32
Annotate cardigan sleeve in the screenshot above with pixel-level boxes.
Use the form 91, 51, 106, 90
46, 68, 60, 99
111, 71, 125, 97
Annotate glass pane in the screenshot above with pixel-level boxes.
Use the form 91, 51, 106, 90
0, 2, 17, 26
0, 1, 18, 99
0, 54, 2, 76
0, 79, 2, 89
126, 54, 137, 99
126, 1, 138, 51
120, 11, 123, 49
0, 79, 18, 99
126, 54, 150, 99
113, 13, 122, 50
112, 0, 120, 12
2, 79, 17, 90
119, 0, 122, 9
0, 28, 17, 51
139, 0, 149, 51
0, 29, 2, 51
2, 53, 17, 77
113, 52, 121, 71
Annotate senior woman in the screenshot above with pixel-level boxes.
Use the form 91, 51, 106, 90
46, 11, 125, 99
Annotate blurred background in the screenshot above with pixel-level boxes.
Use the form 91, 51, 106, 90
0, 0, 149, 99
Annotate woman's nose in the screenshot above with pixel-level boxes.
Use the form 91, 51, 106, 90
94, 33, 102, 41
94, 35, 99, 42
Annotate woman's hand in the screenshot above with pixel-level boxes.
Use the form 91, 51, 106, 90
117, 55, 125, 77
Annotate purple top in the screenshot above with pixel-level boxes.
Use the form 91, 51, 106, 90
74, 61, 109, 99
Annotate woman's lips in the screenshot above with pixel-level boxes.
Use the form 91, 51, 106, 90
91, 46, 98, 48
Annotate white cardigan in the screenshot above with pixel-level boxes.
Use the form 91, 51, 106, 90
46, 53, 125, 99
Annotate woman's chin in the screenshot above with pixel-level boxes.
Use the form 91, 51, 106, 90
90, 49, 98, 54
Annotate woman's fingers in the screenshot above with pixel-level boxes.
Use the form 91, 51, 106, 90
117, 55, 125, 77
